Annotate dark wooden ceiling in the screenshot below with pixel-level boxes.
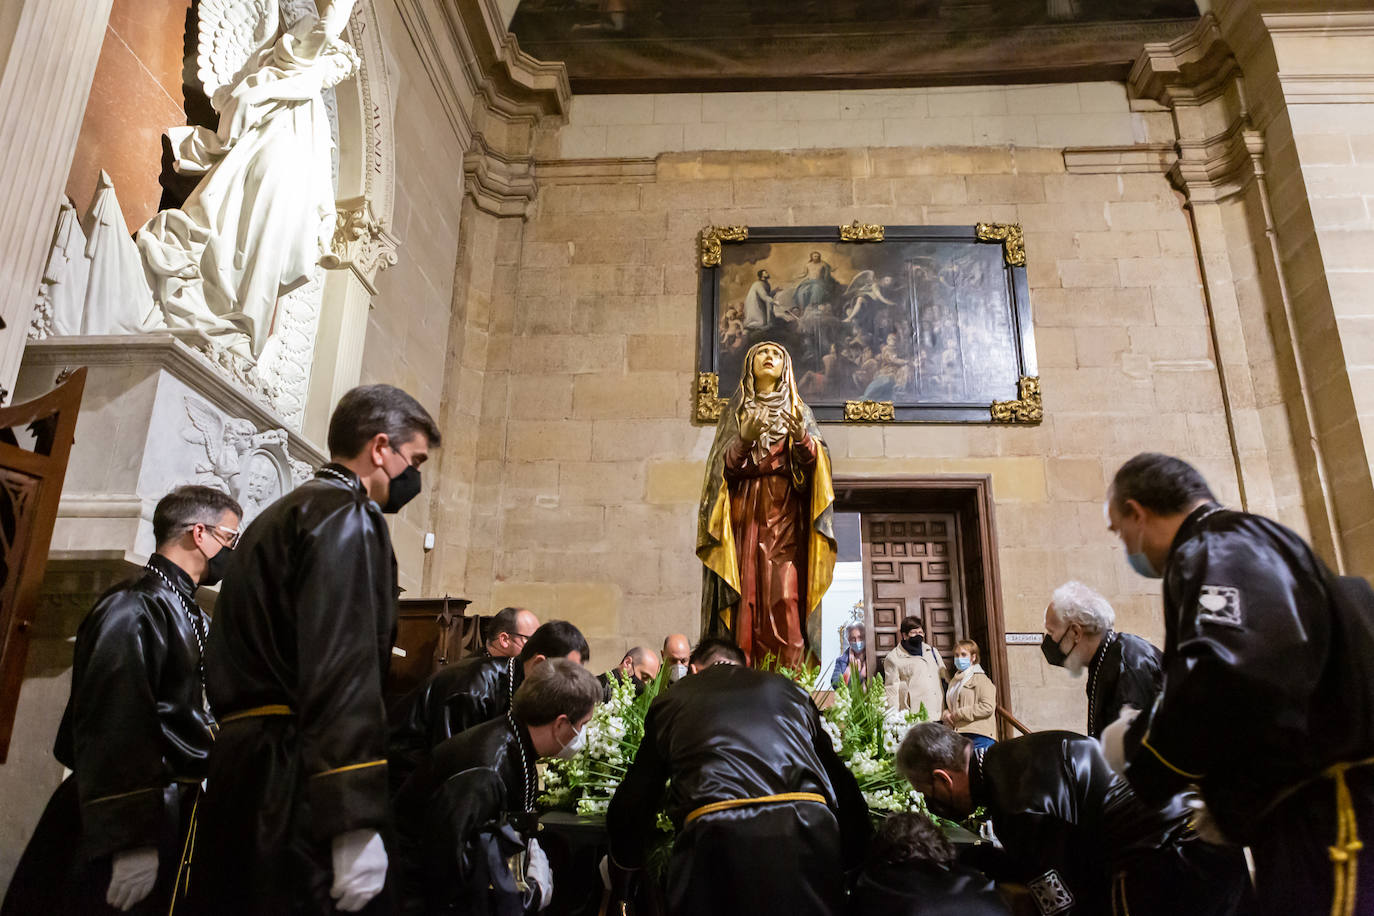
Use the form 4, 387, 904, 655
509, 0, 1200, 93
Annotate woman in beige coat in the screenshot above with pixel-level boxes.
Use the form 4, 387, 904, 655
942, 638, 997, 749
883, 616, 947, 721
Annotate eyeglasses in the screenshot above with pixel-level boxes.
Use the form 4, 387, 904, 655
510, 632, 534, 646
193, 523, 241, 549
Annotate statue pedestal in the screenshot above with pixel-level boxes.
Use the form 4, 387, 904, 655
14, 331, 326, 625
2, 332, 326, 887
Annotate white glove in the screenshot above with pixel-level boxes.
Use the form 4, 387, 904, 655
106, 846, 159, 911
330, 829, 388, 912
1100, 705, 1141, 774
526, 838, 553, 910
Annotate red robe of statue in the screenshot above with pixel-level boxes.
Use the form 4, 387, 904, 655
724, 434, 818, 668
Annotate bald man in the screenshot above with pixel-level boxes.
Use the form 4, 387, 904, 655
662, 634, 690, 683
598, 647, 661, 701
486, 607, 539, 658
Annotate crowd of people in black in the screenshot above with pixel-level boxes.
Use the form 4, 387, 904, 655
3, 381, 1372, 916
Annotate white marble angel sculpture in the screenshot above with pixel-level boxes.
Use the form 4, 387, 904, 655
136, 0, 360, 362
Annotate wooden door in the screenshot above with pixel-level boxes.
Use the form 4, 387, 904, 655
0, 369, 86, 761
862, 513, 966, 671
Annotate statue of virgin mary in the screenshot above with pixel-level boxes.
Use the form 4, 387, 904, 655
697, 341, 837, 668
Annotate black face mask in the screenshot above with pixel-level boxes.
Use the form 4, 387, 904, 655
1041, 631, 1070, 668
201, 545, 234, 588
902, 635, 924, 655
382, 464, 422, 514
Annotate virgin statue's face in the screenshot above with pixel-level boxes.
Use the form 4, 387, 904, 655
751, 345, 784, 386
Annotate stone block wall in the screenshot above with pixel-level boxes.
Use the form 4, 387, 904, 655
356, 0, 470, 593
544, 83, 1177, 159
458, 82, 1264, 729
63, 0, 193, 231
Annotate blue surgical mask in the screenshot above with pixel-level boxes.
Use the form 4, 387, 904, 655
1126, 528, 1161, 579
851, 640, 864, 652
954, 656, 972, 672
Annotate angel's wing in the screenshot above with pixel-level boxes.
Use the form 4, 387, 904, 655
182, 397, 225, 452
196, 0, 280, 105
842, 269, 877, 299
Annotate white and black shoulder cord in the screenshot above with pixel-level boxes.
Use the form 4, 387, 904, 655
145, 562, 211, 718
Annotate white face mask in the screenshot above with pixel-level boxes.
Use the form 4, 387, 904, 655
556, 721, 586, 759
669, 663, 688, 683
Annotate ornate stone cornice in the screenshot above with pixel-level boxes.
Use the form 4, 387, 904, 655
1170, 122, 1262, 203
1063, 144, 1178, 174
464, 133, 539, 218
535, 158, 658, 183
1129, 14, 1239, 107
1259, 10, 1374, 37
20, 333, 327, 464
323, 195, 400, 294
461, 0, 571, 122
392, 0, 570, 150
1129, 13, 1261, 203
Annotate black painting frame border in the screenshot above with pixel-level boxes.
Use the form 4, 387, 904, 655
697, 224, 1037, 424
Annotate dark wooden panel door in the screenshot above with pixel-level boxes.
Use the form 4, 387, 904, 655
862, 513, 967, 671
0, 369, 86, 762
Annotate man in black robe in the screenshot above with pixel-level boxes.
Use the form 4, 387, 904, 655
1040, 580, 1163, 738
606, 638, 870, 916
483, 606, 540, 658
387, 620, 589, 793
1105, 452, 1374, 914
896, 724, 1249, 916
3, 486, 241, 915
194, 384, 440, 916
393, 659, 603, 915
596, 646, 660, 702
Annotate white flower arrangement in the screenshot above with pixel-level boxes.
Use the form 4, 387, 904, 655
821, 673, 929, 816
540, 662, 931, 823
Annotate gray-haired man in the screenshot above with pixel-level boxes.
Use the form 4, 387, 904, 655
1041, 580, 1163, 738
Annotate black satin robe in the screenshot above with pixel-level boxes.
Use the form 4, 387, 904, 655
849, 860, 1009, 916
1122, 503, 1374, 913
1085, 631, 1163, 739
606, 664, 870, 916
393, 716, 540, 915
193, 465, 398, 916
966, 732, 1248, 916
2, 555, 213, 915
387, 656, 520, 795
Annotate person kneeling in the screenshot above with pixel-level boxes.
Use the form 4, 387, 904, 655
394, 658, 602, 915
606, 638, 871, 916
851, 811, 1009, 915
896, 724, 1251, 916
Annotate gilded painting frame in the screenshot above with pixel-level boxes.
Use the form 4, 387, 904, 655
695, 223, 1040, 425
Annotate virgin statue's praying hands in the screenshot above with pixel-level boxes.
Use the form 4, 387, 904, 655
697, 341, 837, 668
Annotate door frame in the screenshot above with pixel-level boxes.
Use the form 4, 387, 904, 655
832, 474, 1013, 733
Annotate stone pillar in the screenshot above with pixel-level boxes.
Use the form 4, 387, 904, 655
422, 114, 540, 599
1209, 1, 1374, 570
0, 0, 113, 401
1130, 11, 1368, 570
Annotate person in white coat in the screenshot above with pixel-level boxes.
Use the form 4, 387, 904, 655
883, 616, 947, 720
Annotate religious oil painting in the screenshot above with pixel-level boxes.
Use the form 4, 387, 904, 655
697, 225, 1037, 423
